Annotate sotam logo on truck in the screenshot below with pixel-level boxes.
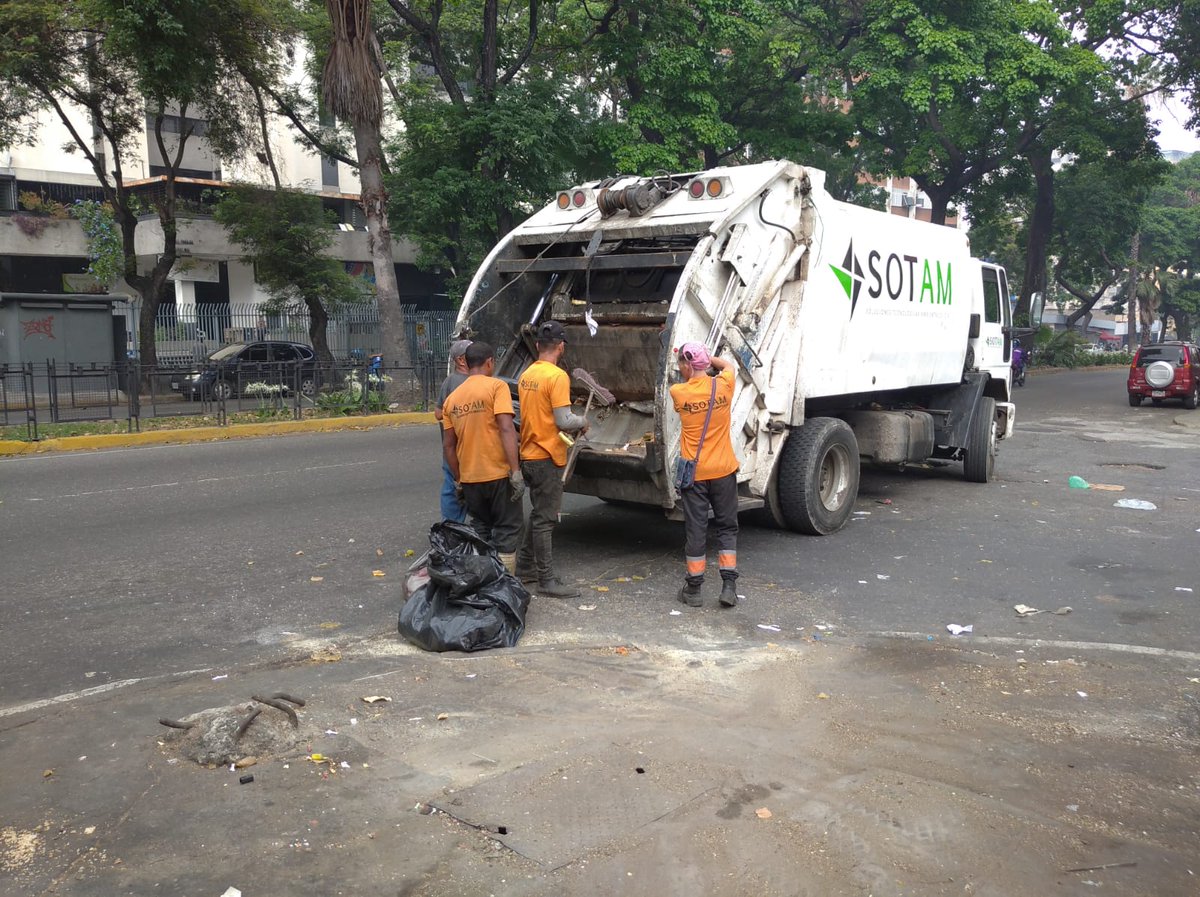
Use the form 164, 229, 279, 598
831, 241, 952, 317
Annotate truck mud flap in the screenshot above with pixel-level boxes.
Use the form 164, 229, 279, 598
927, 373, 988, 450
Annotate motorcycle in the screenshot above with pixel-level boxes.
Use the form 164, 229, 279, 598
1011, 343, 1027, 387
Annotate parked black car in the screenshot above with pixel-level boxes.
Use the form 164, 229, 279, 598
172, 341, 318, 400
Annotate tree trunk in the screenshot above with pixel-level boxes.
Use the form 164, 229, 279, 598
1175, 312, 1192, 341
1125, 231, 1139, 349
1138, 279, 1157, 344
115, 198, 173, 371
923, 183, 954, 227
306, 299, 335, 369
1017, 148, 1054, 325
352, 118, 410, 371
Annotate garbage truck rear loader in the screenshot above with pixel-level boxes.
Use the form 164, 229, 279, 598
458, 160, 1015, 535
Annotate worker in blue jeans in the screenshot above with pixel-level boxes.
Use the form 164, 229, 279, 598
434, 339, 472, 521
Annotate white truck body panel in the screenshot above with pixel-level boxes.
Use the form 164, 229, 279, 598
458, 161, 1013, 525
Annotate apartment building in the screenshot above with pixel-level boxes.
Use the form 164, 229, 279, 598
0, 77, 446, 349
881, 175, 960, 226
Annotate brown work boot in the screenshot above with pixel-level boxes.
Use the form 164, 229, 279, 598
537, 577, 580, 599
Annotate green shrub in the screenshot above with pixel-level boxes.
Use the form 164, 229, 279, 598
313, 370, 392, 415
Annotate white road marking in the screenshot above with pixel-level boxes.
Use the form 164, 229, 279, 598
0, 667, 213, 719
868, 631, 1200, 662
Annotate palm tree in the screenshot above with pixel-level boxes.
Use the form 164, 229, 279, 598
322, 0, 410, 372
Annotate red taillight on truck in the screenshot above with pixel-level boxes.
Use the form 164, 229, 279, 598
688, 179, 705, 198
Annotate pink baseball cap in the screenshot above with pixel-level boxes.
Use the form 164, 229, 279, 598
677, 341, 711, 369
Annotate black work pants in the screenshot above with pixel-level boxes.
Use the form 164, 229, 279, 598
681, 472, 739, 585
461, 477, 524, 554
516, 458, 565, 580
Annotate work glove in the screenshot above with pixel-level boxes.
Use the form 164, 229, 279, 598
454, 481, 465, 504
508, 470, 526, 503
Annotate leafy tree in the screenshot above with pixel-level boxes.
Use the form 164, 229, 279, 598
1137, 152, 1200, 339
387, 70, 598, 298
214, 185, 367, 367
845, 0, 1095, 228
380, 0, 596, 299
0, 0, 291, 367
579, 0, 864, 172
321, 0, 410, 368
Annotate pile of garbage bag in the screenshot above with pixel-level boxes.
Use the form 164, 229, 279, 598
398, 521, 531, 652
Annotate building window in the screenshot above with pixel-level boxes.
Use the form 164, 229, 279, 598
321, 155, 339, 189
146, 113, 209, 137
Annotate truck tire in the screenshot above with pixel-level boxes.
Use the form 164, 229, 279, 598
775, 417, 860, 535
963, 396, 997, 483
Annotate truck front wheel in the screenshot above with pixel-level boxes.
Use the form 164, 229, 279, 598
963, 396, 997, 483
774, 417, 860, 535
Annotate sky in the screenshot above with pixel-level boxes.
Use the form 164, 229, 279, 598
1149, 95, 1199, 153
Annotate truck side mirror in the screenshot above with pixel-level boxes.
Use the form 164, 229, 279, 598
969, 314, 981, 339
1029, 292, 1045, 329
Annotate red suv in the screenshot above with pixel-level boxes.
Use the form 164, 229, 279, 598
1127, 341, 1200, 409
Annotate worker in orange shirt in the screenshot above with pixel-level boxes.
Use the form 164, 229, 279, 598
669, 341, 740, 608
514, 320, 590, 598
442, 341, 526, 573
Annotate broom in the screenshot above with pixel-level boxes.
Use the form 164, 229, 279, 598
562, 368, 616, 483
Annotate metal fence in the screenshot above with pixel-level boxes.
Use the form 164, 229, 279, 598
111, 301, 460, 368
1, 358, 444, 441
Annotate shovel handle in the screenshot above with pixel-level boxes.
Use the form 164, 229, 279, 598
561, 390, 596, 483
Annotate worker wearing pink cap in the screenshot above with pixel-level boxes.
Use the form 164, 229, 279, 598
669, 341, 740, 608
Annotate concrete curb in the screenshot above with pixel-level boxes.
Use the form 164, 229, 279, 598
0, 411, 436, 456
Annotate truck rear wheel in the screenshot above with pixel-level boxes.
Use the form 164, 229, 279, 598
963, 396, 997, 483
774, 417, 860, 535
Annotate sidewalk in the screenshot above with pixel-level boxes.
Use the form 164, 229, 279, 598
4, 615, 1197, 896
0, 411, 436, 456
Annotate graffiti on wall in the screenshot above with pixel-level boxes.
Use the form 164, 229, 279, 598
21, 315, 56, 340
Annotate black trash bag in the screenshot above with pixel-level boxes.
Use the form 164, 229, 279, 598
428, 553, 504, 599
398, 521, 531, 652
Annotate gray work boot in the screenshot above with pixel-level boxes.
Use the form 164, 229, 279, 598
537, 577, 580, 599
719, 579, 739, 608
678, 581, 704, 607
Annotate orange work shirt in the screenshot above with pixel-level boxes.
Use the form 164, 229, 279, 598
669, 369, 738, 481
518, 360, 572, 466
442, 375, 515, 483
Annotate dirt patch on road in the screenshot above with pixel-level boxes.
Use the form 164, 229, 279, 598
4, 635, 1195, 897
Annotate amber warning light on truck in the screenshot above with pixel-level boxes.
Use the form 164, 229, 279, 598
687, 176, 730, 199
556, 188, 593, 210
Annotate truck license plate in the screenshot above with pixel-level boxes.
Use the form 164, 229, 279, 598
1151, 390, 1165, 397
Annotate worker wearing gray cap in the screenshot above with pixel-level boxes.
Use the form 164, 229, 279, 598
434, 339, 472, 521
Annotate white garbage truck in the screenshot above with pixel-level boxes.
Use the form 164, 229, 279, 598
456, 160, 1015, 535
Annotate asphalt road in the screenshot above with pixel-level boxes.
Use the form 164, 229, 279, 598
2, 367, 1197, 709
